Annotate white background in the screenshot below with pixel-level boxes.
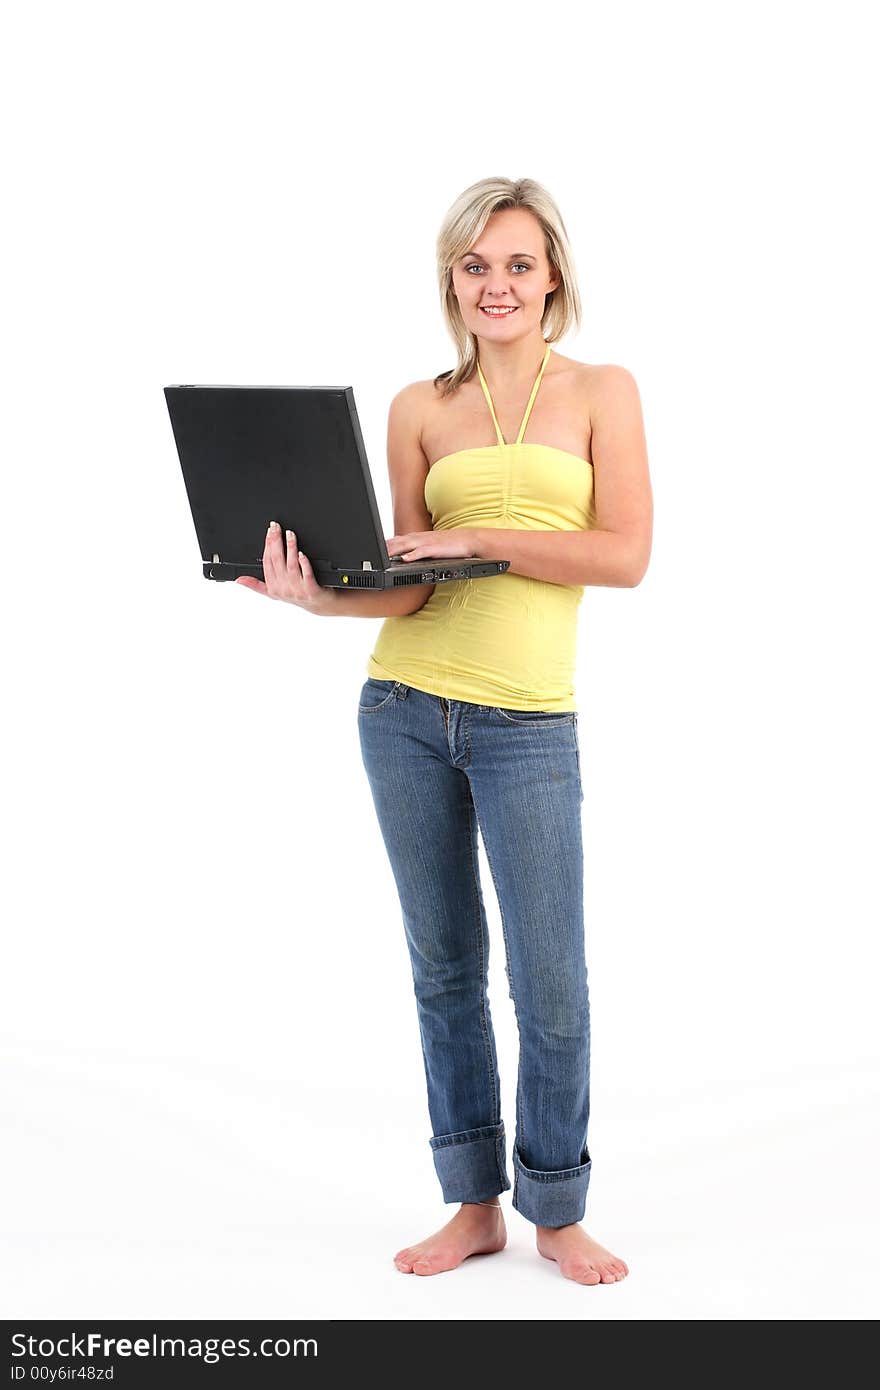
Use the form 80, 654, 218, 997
3, 0, 878, 1322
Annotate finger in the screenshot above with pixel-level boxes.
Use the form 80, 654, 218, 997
235, 576, 269, 595
263, 521, 285, 595
295, 544, 320, 592
285, 530, 307, 596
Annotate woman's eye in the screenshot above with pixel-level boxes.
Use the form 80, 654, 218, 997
465, 263, 530, 274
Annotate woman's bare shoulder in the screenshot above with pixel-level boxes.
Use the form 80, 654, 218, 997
390, 376, 453, 407
552, 348, 636, 388
391, 376, 463, 436
386, 378, 456, 461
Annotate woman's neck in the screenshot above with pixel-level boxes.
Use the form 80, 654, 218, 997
475, 334, 549, 392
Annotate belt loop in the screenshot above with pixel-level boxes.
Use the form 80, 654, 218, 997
395, 682, 409, 699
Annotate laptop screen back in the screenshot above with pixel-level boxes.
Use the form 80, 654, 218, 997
164, 384, 390, 572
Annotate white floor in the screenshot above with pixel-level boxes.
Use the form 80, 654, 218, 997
2, 1044, 876, 1321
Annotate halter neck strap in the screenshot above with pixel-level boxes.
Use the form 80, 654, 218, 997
476, 343, 552, 446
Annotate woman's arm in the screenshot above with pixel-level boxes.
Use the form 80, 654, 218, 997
324, 584, 433, 618
469, 527, 641, 588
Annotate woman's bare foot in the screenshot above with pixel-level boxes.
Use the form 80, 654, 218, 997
393, 1201, 507, 1276
536, 1223, 629, 1285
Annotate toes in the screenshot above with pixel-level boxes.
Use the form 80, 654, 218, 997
578, 1265, 602, 1285
393, 1247, 419, 1273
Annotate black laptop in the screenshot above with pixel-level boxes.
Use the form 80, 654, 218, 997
163, 382, 510, 589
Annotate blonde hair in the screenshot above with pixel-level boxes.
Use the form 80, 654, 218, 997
433, 176, 582, 398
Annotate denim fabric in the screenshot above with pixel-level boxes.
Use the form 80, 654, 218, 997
357, 677, 591, 1229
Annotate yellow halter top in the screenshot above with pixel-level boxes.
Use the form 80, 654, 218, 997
365, 343, 596, 711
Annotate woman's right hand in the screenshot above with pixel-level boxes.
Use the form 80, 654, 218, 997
235, 521, 339, 615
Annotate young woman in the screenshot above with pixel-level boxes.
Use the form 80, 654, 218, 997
239, 177, 652, 1286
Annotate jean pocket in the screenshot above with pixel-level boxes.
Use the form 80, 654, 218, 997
358, 678, 399, 713
492, 707, 576, 727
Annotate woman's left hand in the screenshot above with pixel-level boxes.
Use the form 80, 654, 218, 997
386, 528, 478, 562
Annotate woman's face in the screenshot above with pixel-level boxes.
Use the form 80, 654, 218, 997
451, 207, 559, 342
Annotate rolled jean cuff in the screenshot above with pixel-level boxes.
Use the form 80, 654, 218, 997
512, 1143, 592, 1227
429, 1122, 512, 1203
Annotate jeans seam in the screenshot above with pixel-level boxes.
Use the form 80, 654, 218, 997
494, 1130, 507, 1191
477, 811, 526, 1162
494, 709, 576, 726
438, 697, 449, 738
464, 785, 500, 1126
572, 723, 584, 804
513, 1146, 591, 1181
430, 1122, 505, 1150
357, 680, 400, 714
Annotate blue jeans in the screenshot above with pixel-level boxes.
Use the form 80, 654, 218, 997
357, 677, 591, 1228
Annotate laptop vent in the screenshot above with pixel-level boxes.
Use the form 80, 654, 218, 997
392, 571, 429, 587
343, 572, 380, 588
